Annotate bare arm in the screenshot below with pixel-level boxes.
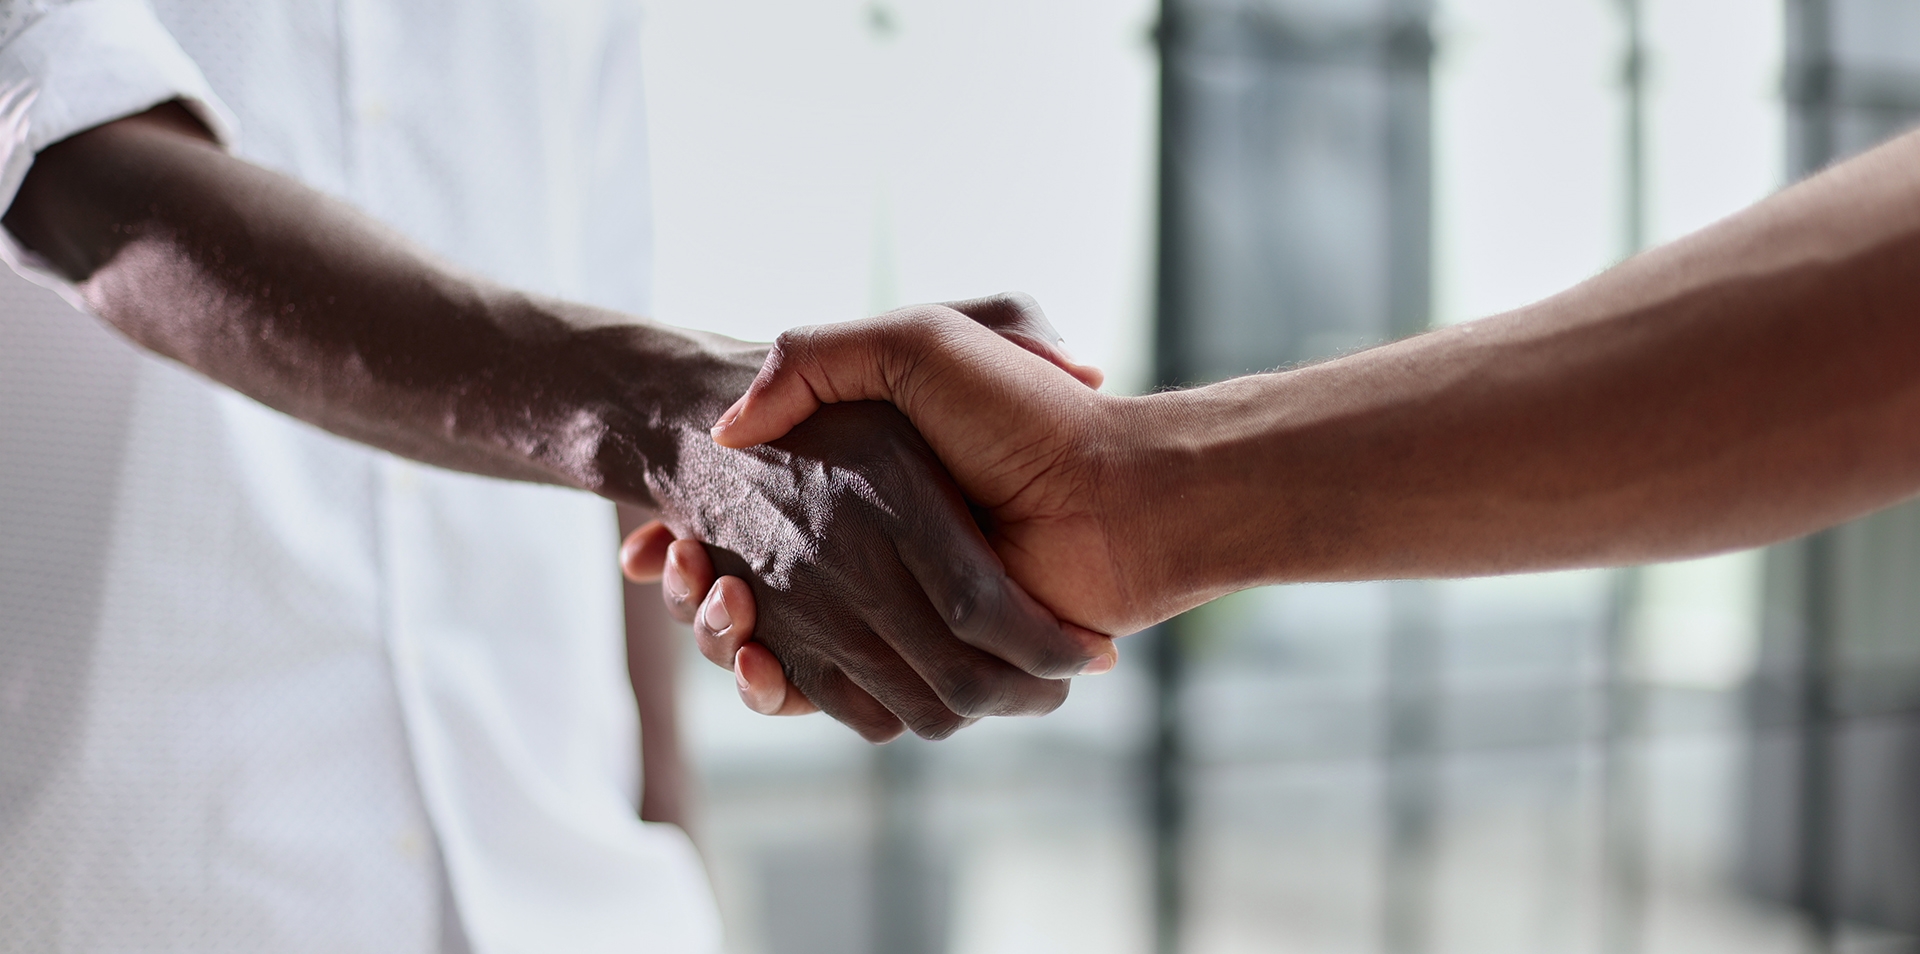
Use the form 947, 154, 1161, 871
1134, 123, 1920, 601
707, 126, 1920, 642
7, 103, 1107, 741
5, 103, 752, 501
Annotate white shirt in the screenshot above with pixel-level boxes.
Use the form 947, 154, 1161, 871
0, 1, 721, 951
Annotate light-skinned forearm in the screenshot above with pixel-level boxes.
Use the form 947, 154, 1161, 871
1122, 127, 1920, 611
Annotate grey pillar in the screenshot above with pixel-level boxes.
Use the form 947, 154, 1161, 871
1743, 5, 1920, 945
1153, 3, 1435, 951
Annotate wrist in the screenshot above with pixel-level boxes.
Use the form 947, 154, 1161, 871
480, 294, 767, 507
1109, 376, 1319, 618
589, 333, 767, 509
1099, 389, 1224, 621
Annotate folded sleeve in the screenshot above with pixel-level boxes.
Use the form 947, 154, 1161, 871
0, 0, 237, 301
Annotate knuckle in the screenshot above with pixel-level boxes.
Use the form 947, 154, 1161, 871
944, 574, 999, 639
942, 577, 1088, 680
1029, 678, 1071, 716
769, 327, 824, 373
998, 290, 1041, 317
935, 667, 1018, 718
906, 707, 968, 741
770, 326, 814, 354
885, 307, 956, 352
890, 692, 967, 740
1026, 644, 1093, 680
695, 635, 732, 669
855, 718, 906, 744
929, 310, 978, 346
670, 586, 700, 613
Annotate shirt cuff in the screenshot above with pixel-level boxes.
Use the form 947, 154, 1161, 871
0, 0, 238, 306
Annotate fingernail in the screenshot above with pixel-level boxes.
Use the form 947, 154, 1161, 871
711, 395, 747, 434
662, 555, 688, 604
736, 668, 771, 714
703, 589, 733, 635
1081, 648, 1117, 676
735, 650, 779, 715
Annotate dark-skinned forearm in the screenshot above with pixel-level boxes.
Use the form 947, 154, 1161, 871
3, 105, 757, 507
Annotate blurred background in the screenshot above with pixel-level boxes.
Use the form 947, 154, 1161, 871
640, 1, 1920, 952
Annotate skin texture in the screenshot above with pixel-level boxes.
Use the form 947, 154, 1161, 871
622, 294, 1117, 718
4, 103, 1105, 742
680, 123, 1920, 712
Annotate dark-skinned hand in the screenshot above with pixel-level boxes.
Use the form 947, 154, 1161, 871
625, 294, 1119, 721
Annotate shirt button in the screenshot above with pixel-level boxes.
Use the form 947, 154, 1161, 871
391, 462, 419, 495
395, 828, 428, 861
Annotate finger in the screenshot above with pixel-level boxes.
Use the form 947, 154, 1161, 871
661, 538, 714, 628
713, 306, 1096, 462
696, 542, 953, 740
693, 575, 756, 670
841, 661, 976, 739
706, 569, 958, 734
780, 653, 909, 743
1070, 622, 1120, 675
708, 321, 895, 450
711, 306, 1002, 450
942, 292, 1105, 390
878, 621, 1072, 719
810, 621, 974, 740
1055, 355, 1105, 390
857, 550, 1074, 718
734, 642, 819, 716
894, 458, 1116, 679
935, 555, 1115, 679
620, 520, 676, 583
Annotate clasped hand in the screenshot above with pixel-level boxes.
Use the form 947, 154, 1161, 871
626, 294, 1153, 734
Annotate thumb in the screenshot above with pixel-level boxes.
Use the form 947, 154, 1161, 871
619, 519, 677, 583
710, 300, 1101, 450
706, 349, 821, 449
709, 318, 930, 449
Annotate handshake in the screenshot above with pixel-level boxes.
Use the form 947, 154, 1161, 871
610, 137, 1920, 741
616, 293, 1149, 743
42, 102, 1920, 746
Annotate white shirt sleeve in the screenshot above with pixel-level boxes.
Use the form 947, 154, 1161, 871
0, 0, 237, 301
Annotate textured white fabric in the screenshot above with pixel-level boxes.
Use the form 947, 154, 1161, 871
0, 0, 238, 310
0, 1, 720, 952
